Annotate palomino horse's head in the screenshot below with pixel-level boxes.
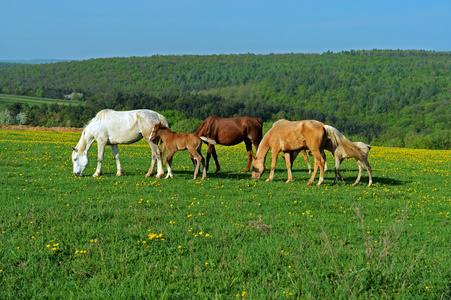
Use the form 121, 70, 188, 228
251, 160, 266, 179
71, 146, 89, 176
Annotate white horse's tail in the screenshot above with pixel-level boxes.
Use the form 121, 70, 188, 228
324, 125, 367, 162
156, 114, 169, 160
158, 113, 169, 127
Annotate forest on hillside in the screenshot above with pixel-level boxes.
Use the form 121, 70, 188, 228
0, 50, 450, 149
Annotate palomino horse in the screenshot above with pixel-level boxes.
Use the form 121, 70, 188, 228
195, 115, 263, 173
252, 119, 367, 186
150, 123, 206, 180
71, 109, 168, 178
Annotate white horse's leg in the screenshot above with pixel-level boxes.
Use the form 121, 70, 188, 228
146, 141, 164, 178
200, 155, 207, 180
93, 142, 106, 177
111, 145, 123, 176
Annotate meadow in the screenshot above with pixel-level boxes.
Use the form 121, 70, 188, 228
0, 129, 450, 299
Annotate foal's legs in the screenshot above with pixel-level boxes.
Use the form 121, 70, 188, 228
332, 157, 346, 185
353, 159, 373, 186
353, 160, 364, 186
111, 144, 123, 176
164, 150, 176, 179
191, 146, 206, 180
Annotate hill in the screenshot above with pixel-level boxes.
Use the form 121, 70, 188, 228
0, 50, 450, 148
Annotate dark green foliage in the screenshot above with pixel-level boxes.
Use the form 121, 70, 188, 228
0, 50, 449, 148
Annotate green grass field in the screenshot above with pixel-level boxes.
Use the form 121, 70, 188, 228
0, 129, 450, 299
0, 94, 83, 111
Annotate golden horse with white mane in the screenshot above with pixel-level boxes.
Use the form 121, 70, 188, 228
251, 119, 367, 186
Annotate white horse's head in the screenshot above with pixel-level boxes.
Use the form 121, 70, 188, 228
71, 146, 89, 176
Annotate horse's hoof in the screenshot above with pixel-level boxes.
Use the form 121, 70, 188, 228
92, 173, 100, 178
285, 180, 292, 184
265, 178, 272, 182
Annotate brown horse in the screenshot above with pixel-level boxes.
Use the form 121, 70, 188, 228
195, 115, 263, 173
252, 119, 366, 186
150, 123, 206, 180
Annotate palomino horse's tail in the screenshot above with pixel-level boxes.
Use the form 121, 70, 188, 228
324, 125, 367, 162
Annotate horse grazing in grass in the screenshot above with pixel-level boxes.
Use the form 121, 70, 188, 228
195, 115, 263, 173
252, 119, 367, 186
323, 139, 372, 186
71, 109, 168, 178
150, 123, 206, 180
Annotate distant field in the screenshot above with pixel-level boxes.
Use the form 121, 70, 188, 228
0, 94, 84, 111
0, 129, 450, 298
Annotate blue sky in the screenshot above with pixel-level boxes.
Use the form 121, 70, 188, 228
1, 0, 449, 60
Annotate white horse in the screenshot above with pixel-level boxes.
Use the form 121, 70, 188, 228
71, 109, 168, 178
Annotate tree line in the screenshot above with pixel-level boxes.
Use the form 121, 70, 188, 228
0, 50, 450, 149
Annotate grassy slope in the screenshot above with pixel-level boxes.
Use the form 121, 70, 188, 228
0, 129, 450, 298
0, 94, 83, 111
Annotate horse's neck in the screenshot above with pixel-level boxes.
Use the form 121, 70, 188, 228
255, 137, 270, 161
77, 124, 96, 153
157, 128, 173, 142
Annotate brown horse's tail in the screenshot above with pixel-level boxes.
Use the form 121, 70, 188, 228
324, 125, 367, 161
